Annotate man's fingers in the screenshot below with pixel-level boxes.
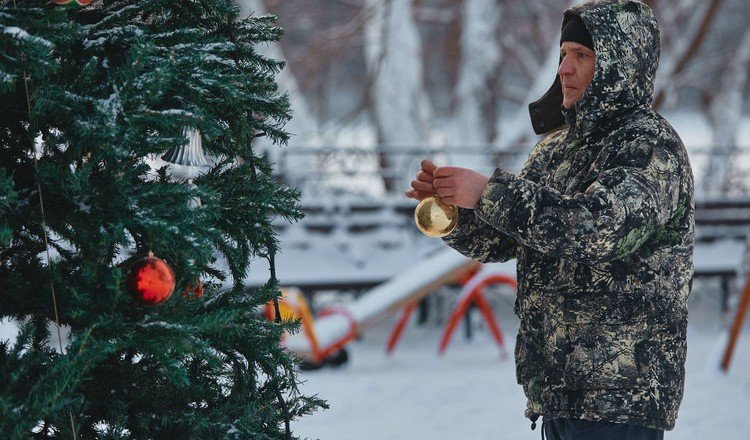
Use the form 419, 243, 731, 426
421, 160, 437, 174
435, 187, 455, 198
433, 166, 456, 178
416, 170, 434, 183
411, 179, 433, 192
405, 189, 426, 199
433, 177, 452, 188
405, 189, 431, 201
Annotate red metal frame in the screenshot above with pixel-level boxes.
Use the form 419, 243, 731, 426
386, 302, 418, 355
386, 267, 517, 357
315, 307, 359, 363
438, 273, 517, 355
721, 271, 750, 371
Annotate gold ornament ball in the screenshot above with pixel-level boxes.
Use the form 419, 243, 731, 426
414, 196, 458, 238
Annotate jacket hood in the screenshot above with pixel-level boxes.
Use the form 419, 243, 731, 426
529, 0, 660, 135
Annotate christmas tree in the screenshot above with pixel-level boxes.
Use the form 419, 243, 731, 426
0, 0, 324, 437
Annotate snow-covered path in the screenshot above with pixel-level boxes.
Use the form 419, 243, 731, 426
293, 288, 750, 440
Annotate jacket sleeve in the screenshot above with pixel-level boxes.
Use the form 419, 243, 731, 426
441, 129, 565, 263
475, 140, 681, 266
441, 207, 517, 263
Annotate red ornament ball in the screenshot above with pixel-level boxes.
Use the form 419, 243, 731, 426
181, 280, 204, 300
126, 252, 176, 306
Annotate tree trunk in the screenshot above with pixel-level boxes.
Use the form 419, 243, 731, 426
448, 0, 502, 172
702, 27, 750, 197
653, 0, 723, 110
364, 0, 432, 193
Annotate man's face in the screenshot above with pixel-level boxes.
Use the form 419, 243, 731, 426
558, 41, 596, 109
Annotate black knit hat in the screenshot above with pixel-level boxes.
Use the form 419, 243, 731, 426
560, 15, 594, 51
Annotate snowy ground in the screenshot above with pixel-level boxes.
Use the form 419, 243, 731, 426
293, 278, 750, 440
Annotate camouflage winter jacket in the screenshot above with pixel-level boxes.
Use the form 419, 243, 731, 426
443, 0, 694, 431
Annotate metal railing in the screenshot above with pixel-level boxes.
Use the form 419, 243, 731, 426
276, 146, 525, 198
268, 146, 750, 294
274, 146, 750, 199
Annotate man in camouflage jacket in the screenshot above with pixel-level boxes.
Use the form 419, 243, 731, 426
406, 1, 694, 437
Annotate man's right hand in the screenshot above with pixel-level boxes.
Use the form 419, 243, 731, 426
404, 160, 438, 201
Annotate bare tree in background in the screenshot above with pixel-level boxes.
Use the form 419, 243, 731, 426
703, 27, 750, 197
652, 0, 723, 110
255, 0, 750, 198
447, 0, 502, 168
237, 0, 320, 182
364, 0, 432, 191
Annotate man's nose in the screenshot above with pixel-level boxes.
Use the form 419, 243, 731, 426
558, 56, 574, 76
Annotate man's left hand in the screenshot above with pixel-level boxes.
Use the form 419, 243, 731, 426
433, 167, 490, 209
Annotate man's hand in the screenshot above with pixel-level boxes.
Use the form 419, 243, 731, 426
405, 160, 490, 209
433, 166, 490, 209
405, 160, 438, 201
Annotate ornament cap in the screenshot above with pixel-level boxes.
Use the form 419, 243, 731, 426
162, 127, 209, 181
162, 127, 209, 167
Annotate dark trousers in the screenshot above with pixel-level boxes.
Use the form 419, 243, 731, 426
542, 418, 664, 440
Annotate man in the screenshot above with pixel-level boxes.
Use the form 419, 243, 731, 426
406, 1, 694, 439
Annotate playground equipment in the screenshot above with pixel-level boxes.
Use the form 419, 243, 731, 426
439, 266, 516, 355
267, 249, 516, 366
721, 273, 750, 371
385, 264, 517, 356
265, 288, 351, 367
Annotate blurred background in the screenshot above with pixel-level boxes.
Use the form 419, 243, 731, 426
255, 0, 750, 198
239, 1, 750, 438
